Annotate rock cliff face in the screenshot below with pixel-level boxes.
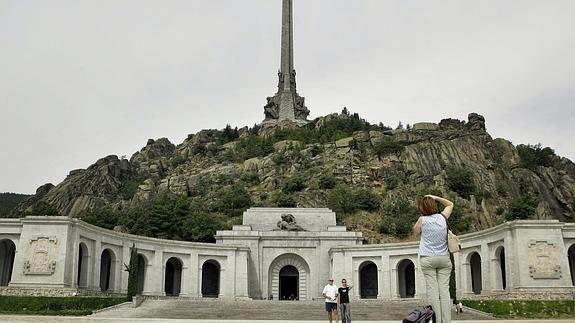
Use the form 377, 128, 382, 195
14, 113, 575, 240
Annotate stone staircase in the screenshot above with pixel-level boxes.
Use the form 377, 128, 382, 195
92, 298, 494, 321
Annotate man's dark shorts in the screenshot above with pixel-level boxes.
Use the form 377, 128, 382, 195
325, 302, 337, 311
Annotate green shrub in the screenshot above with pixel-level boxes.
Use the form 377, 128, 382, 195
168, 155, 185, 168
0, 192, 30, 217
310, 144, 324, 156
270, 110, 388, 145
505, 196, 537, 220
517, 143, 555, 171
447, 207, 471, 235
118, 173, 147, 200
183, 212, 225, 243
271, 151, 287, 165
25, 201, 60, 216
385, 176, 400, 190
272, 191, 297, 207
445, 167, 478, 199
237, 136, 274, 160
212, 183, 252, 216
81, 207, 123, 230
355, 188, 381, 211
190, 143, 206, 155
327, 185, 358, 216
189, 176, 212, 197
373, 137, 404, 159
463, 300, 575, 319
219, 124, 239, 144
240, 171, 260, 185
282, 174, 307, 193
0, 296, 126, 316
123, 192, 228, 242
380, 198, 419, 238
318, 172, 337, 189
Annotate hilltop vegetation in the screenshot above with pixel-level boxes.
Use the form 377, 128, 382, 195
0, 193, 31, 217
9, 110, 575, 243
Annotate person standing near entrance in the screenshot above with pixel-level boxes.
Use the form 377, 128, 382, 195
322, 277, 339, 323
338, 278, 353, 323
413, 194, 454, 323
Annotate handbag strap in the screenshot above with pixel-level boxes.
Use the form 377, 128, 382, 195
440, 212, 450, 234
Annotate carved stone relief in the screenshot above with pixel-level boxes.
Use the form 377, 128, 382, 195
527, 240, 561, 279
276, 213, 305, 231
23, 236, 58, 275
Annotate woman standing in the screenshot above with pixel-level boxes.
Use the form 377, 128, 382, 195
413, 194, 454, 323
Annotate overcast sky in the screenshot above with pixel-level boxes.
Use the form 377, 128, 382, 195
1, 0, 574, 194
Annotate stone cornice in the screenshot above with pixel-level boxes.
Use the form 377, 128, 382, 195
17, 216, 249, 252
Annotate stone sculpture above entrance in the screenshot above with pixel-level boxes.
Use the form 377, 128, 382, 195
240, 208, 337, 232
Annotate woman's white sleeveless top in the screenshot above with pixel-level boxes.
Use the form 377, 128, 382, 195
418, 213, 449, 256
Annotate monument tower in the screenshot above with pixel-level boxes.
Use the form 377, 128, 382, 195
263, 0, 309, 124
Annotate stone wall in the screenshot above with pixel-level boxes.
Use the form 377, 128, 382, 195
0, 286, 79, 297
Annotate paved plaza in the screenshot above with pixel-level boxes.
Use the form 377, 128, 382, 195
1, 317, 575, 323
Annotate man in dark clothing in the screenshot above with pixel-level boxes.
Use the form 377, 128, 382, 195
338, 278, 353, 323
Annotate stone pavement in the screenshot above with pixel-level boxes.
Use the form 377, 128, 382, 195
91, 298, 493, 321
3, 298, 574, 322
2, 317, 575, 323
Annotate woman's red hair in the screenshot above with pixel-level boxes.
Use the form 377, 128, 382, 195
418, 196, 439, 216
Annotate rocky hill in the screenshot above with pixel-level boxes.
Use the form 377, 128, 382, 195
12, 111, 575, 243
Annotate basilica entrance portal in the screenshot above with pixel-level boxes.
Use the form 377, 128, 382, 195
279, 265, 298, 300
269, 254, 309, 301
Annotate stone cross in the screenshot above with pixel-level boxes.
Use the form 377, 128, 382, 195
263, 0, 309, 124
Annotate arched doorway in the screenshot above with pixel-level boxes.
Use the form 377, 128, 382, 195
164, 257, 183, 296
279, 265, 299, 300
397, 259, 415, 298
268, 254, 310, 300
99, 249, 115, 291
496, 247, 506, 290
469, 252, 482, 294
136, 254, 147, 294
201, 260, 220, 298
359, 261, 378, 299
0, 239, 16, 286
77, 243, 89, 288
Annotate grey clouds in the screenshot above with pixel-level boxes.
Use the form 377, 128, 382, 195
1, 0, 574, 193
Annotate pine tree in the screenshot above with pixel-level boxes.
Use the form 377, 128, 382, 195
125, 244, 139, 301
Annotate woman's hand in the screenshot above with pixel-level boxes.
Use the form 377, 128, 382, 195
425, 194, 454, 218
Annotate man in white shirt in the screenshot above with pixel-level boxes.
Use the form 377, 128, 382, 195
322, 277, 339, 323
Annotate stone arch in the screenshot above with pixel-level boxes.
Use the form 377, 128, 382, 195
136, 254, 147, 294
77, 242, 90, 288
494, 246, 506, 290
0, 239, 16, 286
99, 248, 116, 291
165, 257, 183, 296
468, 252, 482, 294
269, 254, 310, 301
397, 259, 415, 298
359, 261, 378, 299
201, 259, 220, 298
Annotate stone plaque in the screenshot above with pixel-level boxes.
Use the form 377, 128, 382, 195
527, 240, 561, 279
23, 236, 58, 275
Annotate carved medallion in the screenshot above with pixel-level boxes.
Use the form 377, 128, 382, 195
528, 240, 561, 279
23, 236, 58, 275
